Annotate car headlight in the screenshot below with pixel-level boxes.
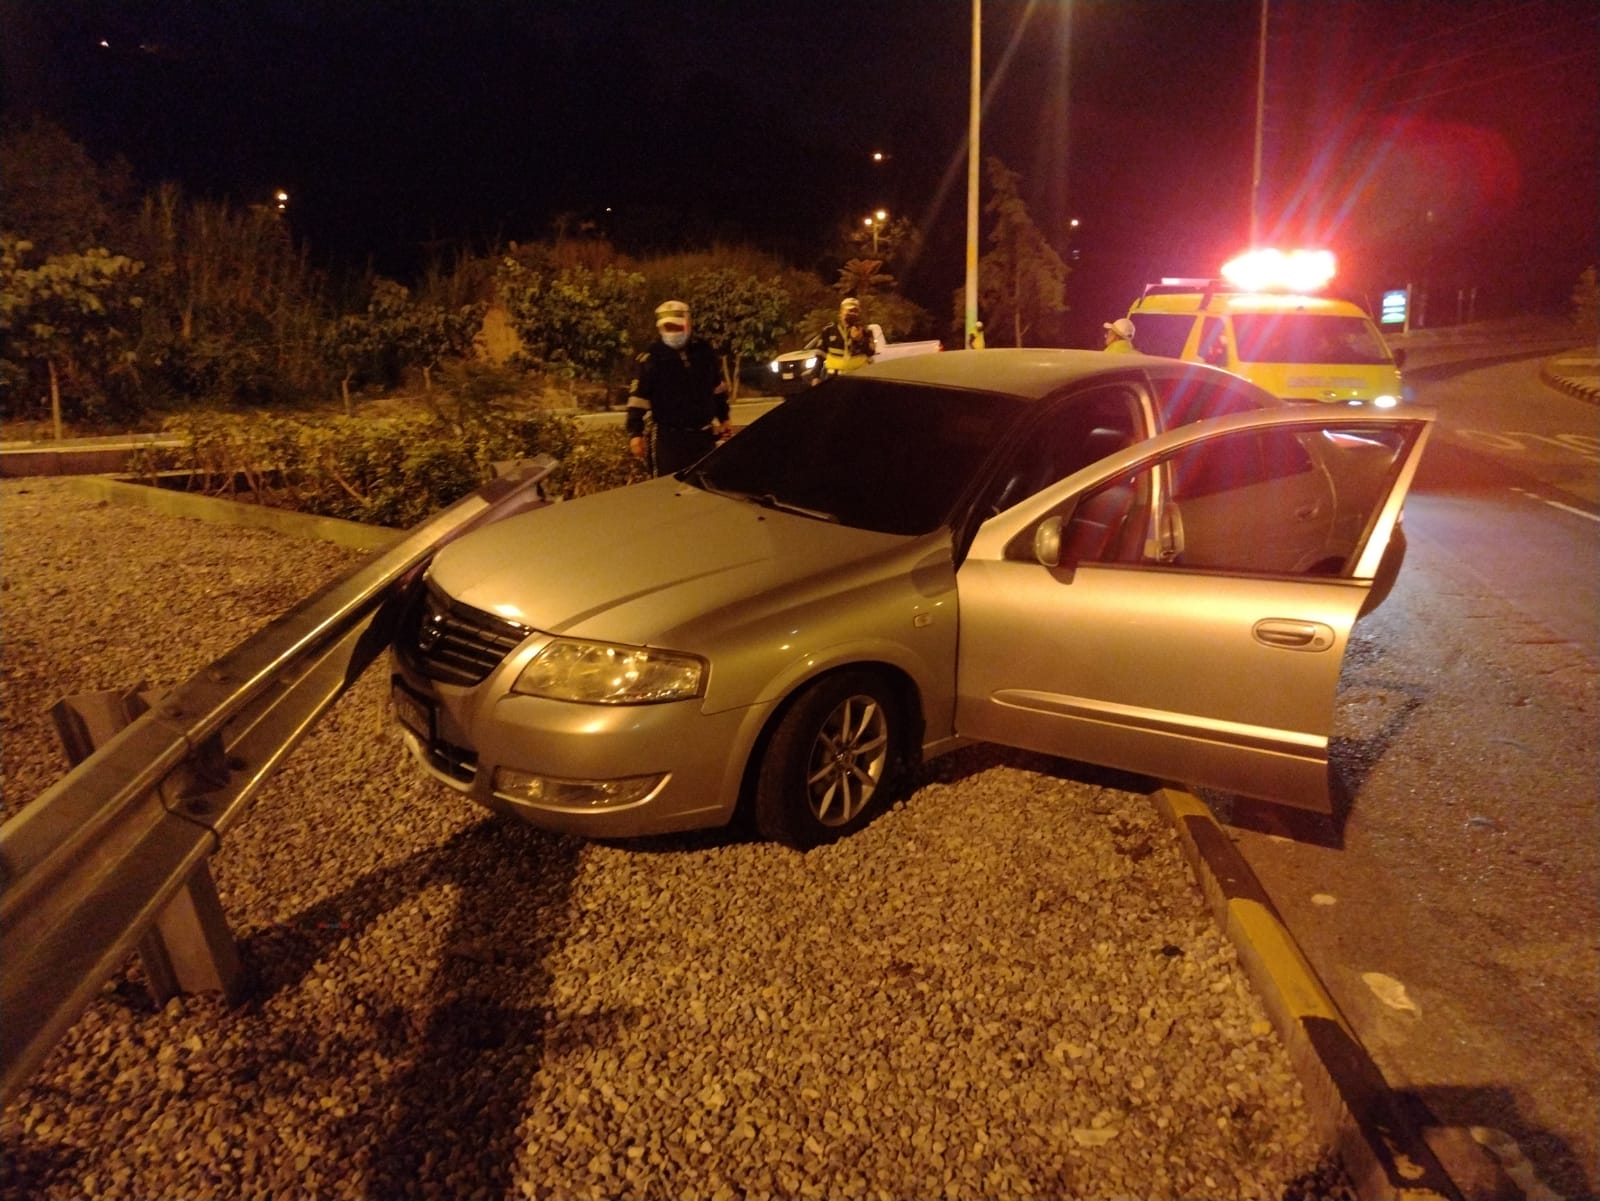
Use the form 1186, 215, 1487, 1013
511, 637, 705, 704
1373, 394, 1399, 409
803, 355, 818, 370
769, 361, 780, 373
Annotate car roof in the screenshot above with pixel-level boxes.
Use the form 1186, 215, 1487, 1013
856, 347, 1272, 402
1132, 291, 1371, 318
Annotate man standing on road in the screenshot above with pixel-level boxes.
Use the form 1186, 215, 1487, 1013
818, 297, 876, 378
627, 300, 730, 476
1102, 317, 1137, 353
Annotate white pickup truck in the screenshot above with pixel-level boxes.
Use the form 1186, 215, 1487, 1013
766, 323, 942, 395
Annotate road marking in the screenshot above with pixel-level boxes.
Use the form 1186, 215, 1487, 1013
1456, 429, 1600, 458
1512, 487, 1600, 522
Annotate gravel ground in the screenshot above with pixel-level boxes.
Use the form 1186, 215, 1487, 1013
1, 477, 1351, 1200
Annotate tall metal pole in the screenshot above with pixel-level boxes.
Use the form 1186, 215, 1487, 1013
1249, 0, 1268, 248
965, 0, 981, 345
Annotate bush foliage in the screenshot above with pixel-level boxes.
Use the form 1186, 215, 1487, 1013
129, 408, 637, 528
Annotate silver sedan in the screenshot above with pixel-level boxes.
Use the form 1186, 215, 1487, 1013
391, 350, 1433, 848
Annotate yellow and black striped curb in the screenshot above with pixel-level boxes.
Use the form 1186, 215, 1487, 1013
1540, 357, 1600, 406
1149, 786, 1483, 1201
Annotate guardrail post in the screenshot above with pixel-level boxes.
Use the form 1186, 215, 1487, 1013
51, 690, 246, 1005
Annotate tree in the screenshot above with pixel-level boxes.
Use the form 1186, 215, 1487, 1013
676, 268, 792, 398
497, 259, 644, 396
0, 119, 135, 256
835, 212, 922, 271
315, 280, 395, 415
835, 257, 894, 301
958, 157, 1070, 347
1, 237, 145, 437
128, 183, 326, 406
403, 297, 487, 393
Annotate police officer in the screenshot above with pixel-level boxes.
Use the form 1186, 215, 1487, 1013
818, 297, 876, 378
627, 300, 730, 476
1102, 317, 1137, 353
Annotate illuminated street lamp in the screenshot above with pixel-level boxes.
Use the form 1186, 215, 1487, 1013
863, 209, 888, 255
274, 189, 289, 212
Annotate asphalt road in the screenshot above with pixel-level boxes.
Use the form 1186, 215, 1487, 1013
1219, 354, 1599, 1200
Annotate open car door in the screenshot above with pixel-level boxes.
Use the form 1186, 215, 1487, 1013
954, 407, 1434, 813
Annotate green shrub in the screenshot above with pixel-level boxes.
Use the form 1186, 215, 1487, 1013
126, 408, 646, 526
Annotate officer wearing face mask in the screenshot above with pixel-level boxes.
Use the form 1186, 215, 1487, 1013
626, 299, 730, 476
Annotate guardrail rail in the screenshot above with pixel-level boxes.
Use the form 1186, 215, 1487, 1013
0, 458, 553, 1106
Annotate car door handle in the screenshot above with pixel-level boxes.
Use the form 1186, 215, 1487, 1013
1253, 619, 1335, 651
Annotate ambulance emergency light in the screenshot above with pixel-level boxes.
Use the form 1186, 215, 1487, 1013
1220, 249, 1337, 293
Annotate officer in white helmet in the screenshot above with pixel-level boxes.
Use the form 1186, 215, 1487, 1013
626, 299, 730, 476
1102, 317, 1137, 354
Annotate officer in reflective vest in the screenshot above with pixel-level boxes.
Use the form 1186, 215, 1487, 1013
819, 297, 876, 377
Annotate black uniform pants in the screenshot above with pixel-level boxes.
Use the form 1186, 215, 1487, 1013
652, 425, 717, 476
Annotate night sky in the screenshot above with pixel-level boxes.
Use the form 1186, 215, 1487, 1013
3, 0, 1596, 346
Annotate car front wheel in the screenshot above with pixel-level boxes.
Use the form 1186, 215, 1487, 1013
754, 671, 904, 850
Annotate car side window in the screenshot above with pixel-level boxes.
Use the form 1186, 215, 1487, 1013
1154, 374, 1265, 430
1052, 423, 1412, 576
1198, 317, 1229, 367
980, 385, 1143, 518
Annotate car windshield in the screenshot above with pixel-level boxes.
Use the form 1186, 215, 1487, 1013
1231, 313, 1393, 365
688, 377, 1026, 535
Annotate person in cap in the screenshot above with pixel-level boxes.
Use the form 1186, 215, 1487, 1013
1102, 317, 1137, 353
626, 300, 730, 476
817, 296, 876, 378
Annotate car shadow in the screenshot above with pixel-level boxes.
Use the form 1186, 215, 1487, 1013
228, 818, 594, 1198
1399, 1083, 1593, 1201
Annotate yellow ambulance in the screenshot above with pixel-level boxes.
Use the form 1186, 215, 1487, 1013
1126, 258, 1405, 407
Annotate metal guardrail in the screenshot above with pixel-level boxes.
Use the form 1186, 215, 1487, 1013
0, 458, 554, 1105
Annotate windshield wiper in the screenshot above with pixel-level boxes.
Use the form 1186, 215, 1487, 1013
685, 470, 838, 522
754, 493, 839, 522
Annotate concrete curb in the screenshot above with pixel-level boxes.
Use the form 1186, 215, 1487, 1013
1148, 786, 1512, 1201
1540, 354, 1600, 405
58, 475, 403, 552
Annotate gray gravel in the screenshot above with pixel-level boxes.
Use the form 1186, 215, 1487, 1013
1, 477, 1350, 1199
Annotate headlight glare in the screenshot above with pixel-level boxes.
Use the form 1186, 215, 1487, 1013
512, 638, 704, 703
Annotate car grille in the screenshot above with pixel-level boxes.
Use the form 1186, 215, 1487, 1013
421, 735, 478, 784
402, 580, 533, 685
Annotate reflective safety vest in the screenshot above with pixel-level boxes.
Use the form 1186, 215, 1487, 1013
821, 322, 873, 374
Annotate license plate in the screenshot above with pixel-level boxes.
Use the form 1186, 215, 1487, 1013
392, 681, 433, 742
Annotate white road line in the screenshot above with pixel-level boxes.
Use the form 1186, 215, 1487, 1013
1512, 487, 1600, 522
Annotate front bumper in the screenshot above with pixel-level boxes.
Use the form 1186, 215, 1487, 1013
391, 662, 758, 838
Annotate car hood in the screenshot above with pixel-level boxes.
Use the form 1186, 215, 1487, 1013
426, 476, 914, 647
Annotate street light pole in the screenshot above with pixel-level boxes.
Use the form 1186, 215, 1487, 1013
1249, 0, 1268, 248
863, 210, 888, 256
965, 0, 981, 347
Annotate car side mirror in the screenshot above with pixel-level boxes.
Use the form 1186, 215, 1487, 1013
1034, 515, 1063, 567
